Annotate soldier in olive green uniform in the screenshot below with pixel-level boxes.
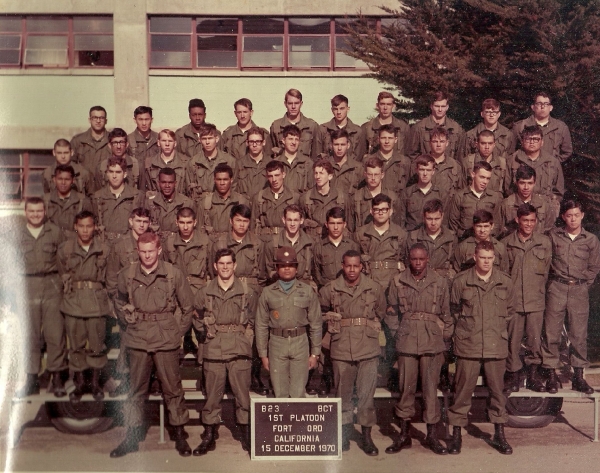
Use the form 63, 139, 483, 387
361, 91, 410, 155
447, 240, 514, 455
385, 244, 453, 455
501, 204, 552, 393
43, 139, 95, 197
175, 99, 222, 159
462, 130, 508, 195
57, 211, 111, 403
70, 105, 111, 175
318, 95, 367, 160
127, 106, 160, 192
319, 250, 386, 456
222, 98, 272, 160
274, 125, 314, 195
110, 232, 195, 458
191, 248, 257, 456
14, 198, 68, 398
143, 129, 188, 194
325, 129, 364, 196
234, 127, 271, 201
369, 124, 412, 197
255, 247, 322, 398
95, 128, 140, 190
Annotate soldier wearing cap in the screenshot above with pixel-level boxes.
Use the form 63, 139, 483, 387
255, 246, 322, 398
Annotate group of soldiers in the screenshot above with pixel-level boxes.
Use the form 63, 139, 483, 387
12, 87, 600, 459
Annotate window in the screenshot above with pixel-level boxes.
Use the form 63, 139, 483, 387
0, 15, 113, 68
148, 16, 381, 71
0, 151, 53, 201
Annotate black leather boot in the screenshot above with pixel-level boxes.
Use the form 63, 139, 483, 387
385, 418, 411, 454
503, 370, 520, 394
425, 423, 448, 455
342, 423, 352, 452
90, 369, 104, 401
492, 423, 513, 454
572, 367, 594, 394
305, 369, 318, 395
110, 426, 144, 458
526, 364, 547, 392
361, 426, 379, 456
251, 362, 269, 395
70, 371, 85, 404
173, 425, 192, 457
545, 368, 560, 394
438, 363, 452, 394
448, 426, 462, 454
15, 374, 40, 398
193, 424, 216, 456
318, 374, 332, 397
239, 424, 250, 452
51, 371, 67, 398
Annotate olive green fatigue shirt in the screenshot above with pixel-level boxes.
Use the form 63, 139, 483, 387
57, 237, 111, 318
250, 187, 299, 235
319, 274, 386, 360
142, 152, 188, 194
406, 226, 457, 276
70, 128, 111, 175
548, 226, 600, 285
355, 222, 408, 288
127, 129, 160, 191
451, 236, 509, 273
184, 150, 236, 202
144, 190, 195, 235
233, 153, 270, 200
458, 122, 516, 165
255, 280, 322, 358
352, 186, 400, 230
210, 231, 266, 284
373, 150, 412, 197
501, 231, 552, 312
106, 231, 139, 299
43, 162, 96, 197
221, 121, 272, 160
300, 186, 352, 237
95, 155, 140, 190
407, 115, 464, 161
197, 191, 249, 235
513, 115, 573, 163
361, 115, 410, 155
312, 232, 360, 288
270, 113, 320, 161
463, 153, 508, 195
499, 193, 554, 238
318, 117, 366, 159
115, 260, 194, 352
17, 221, 61, 276
175, 123, 222, 159
163, 230, 211, 293
193, 277, 257, 360
447, 186, 503, 239
264, 230, 314, 283
43, 190, 93, 237
386, 269, 453, 354
274, 153, 314, 195
450, 267, 515, 359
326, 155, 363, 196
430, 156, 464, 202
92, 185, 143, 237
505, 150, 564, 204
397, 183, 447, 231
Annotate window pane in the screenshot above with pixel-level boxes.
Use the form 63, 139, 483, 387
243, 36, 283, 51
335, 17, 376, 34
0, 171, 22, 199
197, 51, 237, 68
74, 34, 114, 51
151, 51, 190, 68
242, 17, 283, 34
289, 36, 329, 67
335, 36, 367, 68
197, 35, 236, 51
0, 152, 21, 167
28, 152, 54, 167
0, 49, 20, 64
24, 48, 67, 65
150, 17, 190, 33
243, 51, 282, 67
0, 35, 20, 48
242, 36, 283, 67
73, 17, 113, 33
26, 17, 68, 33
196, 18, 237, 34
151, 35, 190, 52
76, 50, 114, 67
27, 35, 67, 49
25, 170, 44, 197
288, 18, 330, 34
0, 17, 22, 32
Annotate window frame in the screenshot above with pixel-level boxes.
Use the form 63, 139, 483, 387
0, 150, 54, 202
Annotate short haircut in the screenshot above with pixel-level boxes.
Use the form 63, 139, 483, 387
561, 199, 583, 215
516, 203, 537, 219
326, 206, 346, 222
215, 247, 236, 263
130, 207, 151, 219
377, 91, 395, 102
533, 91, 551, 103
313, 158, 334, 174
89, 105, 106, 116
108, 128, 127, 142
364, 156, 384, 170
158, 167, 177, 179
414, 154, 435, 168
372, 193, 392, 208
481, 98, 500, 111
423, 199, 444, 215
473, 209, 494, 225
342, 249, 362, 264
520, 125, 543, 141
285, 88, 302, 101
199, 123, 219, 138
138, 231, 161, 248
329, 128, 349, 142
473, 160, 493, 174
477, 129, 495, 141
25, 196, 44, 210
266, 160, 285, 174
409, 242, 429, 257
429, 126, 449, 141
134, 106, 153, 117
54, 138, 71, 150
55, 164, 75, 178
331, 94, 349, 107
378, 124, 397, 137
474, 240, 494, 254
283, 204, 304, 218
107, 156, 127, 171
515, 164, 536, 181
74, 210, 96, 225
431, 90, 449, 104
188, 98, 206, 111
231, 204, 252, 220
234, 98, 253, 110
159, 129, 176, 140
282, 124, 301, 139
246, 127, 265, 140
214, 163, 234, 178
176, 207, 196, 220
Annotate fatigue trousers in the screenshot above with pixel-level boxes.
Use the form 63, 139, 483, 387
542, 281, 590, 369
395, 352, 444, 424
507, 311, 544, 372
333, 357, 378, 427
64, 314, 107, 371
24, 274, 66, 374
268, 334, 309, 398
203, 358, 251, 425
124, 348, 189, 428
448, 357, 508, 426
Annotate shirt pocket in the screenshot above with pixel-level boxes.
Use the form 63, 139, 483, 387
293, 296, 310, 309
532, 247, 548, 274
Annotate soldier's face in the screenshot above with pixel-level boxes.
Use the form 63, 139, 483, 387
409, 248, 429, 276
282, 133, 300, 155
284, 95, 302, 119
476, 136, 496, 159
331, 137, 349, 160
158, 174, 177, 199
247, 133, 265, 158
517, 212, 537, 237
74, 216, 96, 246
562, 207, 584, 233
106, 165, 126, 189
109, 137, 128, 158
53, 145, 73, 165
521, 134, 543, 154
276, 263, 298, 282
138, 241, 162, 270
326, 217, 346, 240
473, 222, 493, 241
531, 95, 553, 121
267, 169, 285, 191
25, 202, 45, 228
378, 131, 397, 153
365, 167, 384, 188
53, 171, 74, 196
214, 255, 236, 280
176, 215, 197, 240
282, 211, 303, 236
430, 99, 449, 120
89, 111, 107, 133
471, 169, 492, 193
234, 105, 253, 128
189, 107, 206, 128
417, 163, 435, 185
516, 177, 535, 200
134, 112, 152, 134
201, 133, 219, 155
474, 249, 495, 273
159, 132, 176, 156
429, 134, 448, 158
371, 202, 392, 225
313, 166, 333, 188
481, 108, 500, 127
342, 256, 362, 284
230, 214, 250, 236
424, 211, 443, 234
331, 102, 349, 122
214, 172, 232, 196
376, 98, 394, 119
129, 216, 150, 237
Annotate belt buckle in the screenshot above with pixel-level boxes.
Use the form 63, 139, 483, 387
567, 279, 576, 286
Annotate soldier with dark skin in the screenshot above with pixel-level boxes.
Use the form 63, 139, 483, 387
14, 197, 68, 398
70, 105, 111, 175
57, 211, 111, 404
128, 106, 160, 192
221, 98, 272, 160
43, 139, 95, 197
501, 204, 552, 394
325, 128, 364, 196
95, 128, 140, 190
274, 124, 314, 195
319, 250, 386, 456
361, 91, 410, 155
541, 200, 600, 394
385, 244, 453, 455
447, 240, 515, 455
318, 94, 367, 160
369, 124, 412, 198
143, 129, 188, 194
110, 232, 195, 458
191, 249, 257, 456
462, 130, 508, 195
176, 98, 222, 159
255, 246, 322, 398
234, 127, 271, 201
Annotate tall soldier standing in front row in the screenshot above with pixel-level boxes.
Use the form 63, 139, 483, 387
110, 232, 195, 458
